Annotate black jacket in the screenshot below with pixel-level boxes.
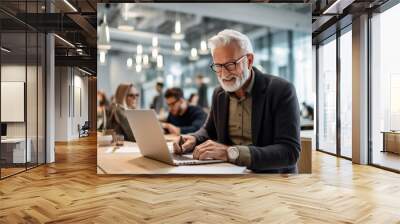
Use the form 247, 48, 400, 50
192, 67, 301, 173
106, 103, 135, 142
167, 105, 207, 134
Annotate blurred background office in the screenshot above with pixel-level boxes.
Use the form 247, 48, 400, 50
97, 3, 313, 132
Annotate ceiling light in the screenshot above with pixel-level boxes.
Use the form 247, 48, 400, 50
1, 47, 11, 53
136, 64, 142, 73
118, 3, 134, 31
174, 41, 181, 52
98, 14, 111, 51
54, 34, 75, 48
175, 20, 181, 34
157, 55, 163, 69
152, 36, 158, 48
99, 51, 106, 64
78, 67, 92, 76
189, 48, 199, 61
143, 54, 149, 68
137, 45, 143, 55
152, 48, 158, 59
136, 55, 142, 64
172, 20, 185, 40
199, 40, 209, 55
118, 24, 134, 32
63, 0, 78, 12
127, 58, 133, 68
322, 0, 348, 15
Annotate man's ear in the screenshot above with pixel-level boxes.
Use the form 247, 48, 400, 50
247, 54, 254, 69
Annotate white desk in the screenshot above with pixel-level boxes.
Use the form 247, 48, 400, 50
97, 141, 248, 175
1, 138, 31, 163
97, 133, 312, 174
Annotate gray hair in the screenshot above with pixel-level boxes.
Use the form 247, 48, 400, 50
208, 29, 254, 56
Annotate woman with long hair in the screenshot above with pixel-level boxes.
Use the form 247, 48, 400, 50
106, 83, 139, 142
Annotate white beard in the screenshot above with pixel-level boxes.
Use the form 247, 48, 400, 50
218, 59, 250, 92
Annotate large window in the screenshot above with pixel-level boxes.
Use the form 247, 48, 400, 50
340, 28, 352, 158
317, 36, 337, 154
370, 3, 400, 171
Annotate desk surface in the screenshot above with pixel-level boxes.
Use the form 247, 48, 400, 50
97, 140, 248, 175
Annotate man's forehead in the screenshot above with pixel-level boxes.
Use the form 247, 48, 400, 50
212, 51, 242, 62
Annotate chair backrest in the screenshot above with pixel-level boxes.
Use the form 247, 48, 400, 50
82, 121, 90, 129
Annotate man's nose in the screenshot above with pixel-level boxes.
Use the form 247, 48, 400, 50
219, 67, 231, 77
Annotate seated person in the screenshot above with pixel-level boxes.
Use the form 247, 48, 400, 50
162, 87, 207, 135
174, 29, 300, 173
97, 91, 110, 131
107, 83, 139, 142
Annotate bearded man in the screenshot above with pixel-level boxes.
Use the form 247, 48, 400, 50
174, 29, 301, 173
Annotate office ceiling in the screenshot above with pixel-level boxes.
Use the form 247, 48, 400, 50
99, 2, 310, 59
0, 0, 97, 75
1, 0, 395, 75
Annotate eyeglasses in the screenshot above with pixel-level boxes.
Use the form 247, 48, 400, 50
166, 99, 180, 108
127, 93, 139, 98
210, 54, 247, 73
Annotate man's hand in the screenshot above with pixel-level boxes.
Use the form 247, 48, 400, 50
173, 135, 196, 154
193, 140, 229, 161
162, 122, 181, 135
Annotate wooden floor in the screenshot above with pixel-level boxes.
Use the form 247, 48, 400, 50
1, 135, 400, 223
372, 151, 400, 171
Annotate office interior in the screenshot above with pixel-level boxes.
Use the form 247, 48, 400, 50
0, 0, 400, 222
96, 3, 314, 174
0, 0, 97, 179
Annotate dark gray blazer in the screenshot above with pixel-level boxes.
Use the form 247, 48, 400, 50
192, 67, 301, 173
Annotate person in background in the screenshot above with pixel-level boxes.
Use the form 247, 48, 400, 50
97, 91, 110, 131
195, 74, 209, 109
188, 93, 199, 106
150, 82, 165, 114
301, 102, 314, 120
107, 83, 139, 142
162, 87, 207, 135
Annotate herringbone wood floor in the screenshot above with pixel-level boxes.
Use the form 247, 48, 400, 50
1, 135, 400, 224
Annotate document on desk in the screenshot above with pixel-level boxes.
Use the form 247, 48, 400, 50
105, 146, 140, 154
105, 142, 175, 154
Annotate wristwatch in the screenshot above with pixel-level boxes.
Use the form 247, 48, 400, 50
227, 146, 240, 163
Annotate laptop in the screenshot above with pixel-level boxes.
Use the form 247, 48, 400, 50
125, 109, 224, 166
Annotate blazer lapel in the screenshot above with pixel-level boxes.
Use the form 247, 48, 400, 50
251, 68, 267, 144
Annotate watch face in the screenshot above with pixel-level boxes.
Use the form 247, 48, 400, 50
228, 147, 239, 160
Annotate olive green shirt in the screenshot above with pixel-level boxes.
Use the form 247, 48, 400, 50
228, 71, 255, 167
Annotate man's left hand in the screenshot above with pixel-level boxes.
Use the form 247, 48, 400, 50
162, 123, 181, 135
193, 140, 229, 161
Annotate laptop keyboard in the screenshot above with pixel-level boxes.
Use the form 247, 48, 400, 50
172, 154, 195, 161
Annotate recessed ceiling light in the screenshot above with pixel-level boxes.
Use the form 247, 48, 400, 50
1, 47, 11, 53
63, 0, 78, 12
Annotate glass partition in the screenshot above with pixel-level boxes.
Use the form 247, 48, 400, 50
0, 0, 46, 179
317, 36, 337, 155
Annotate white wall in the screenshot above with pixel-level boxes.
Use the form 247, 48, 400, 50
54, 67, 89, 141
1, 64, 46, 164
